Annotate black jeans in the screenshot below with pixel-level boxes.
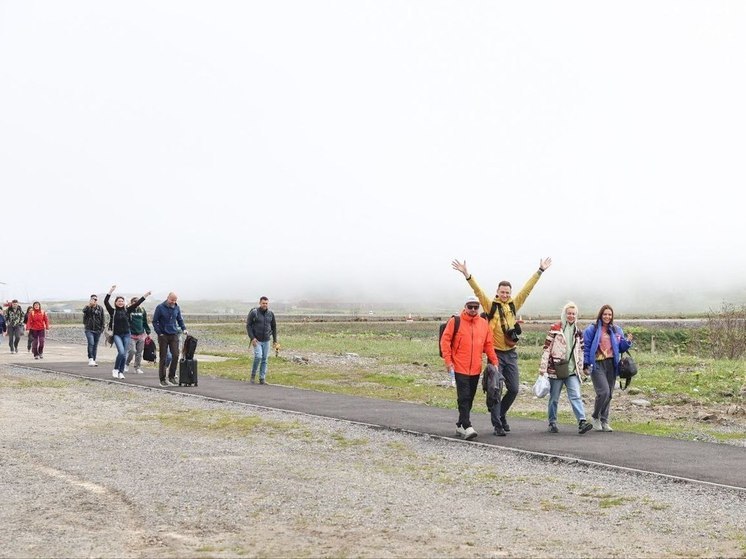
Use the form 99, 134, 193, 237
496, 349, 520, 421
158, 334, 180, 381
455, 373, 481, 429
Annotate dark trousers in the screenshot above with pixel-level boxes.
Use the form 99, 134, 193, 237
496, 349, 520, 421
8, 325, 23, 351
31, 330, 45, 357
455, 373, 481, 429
158, 334, 180, 381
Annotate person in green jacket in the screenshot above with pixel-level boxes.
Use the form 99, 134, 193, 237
126, 296, 151, 375
452, 257, 552, 434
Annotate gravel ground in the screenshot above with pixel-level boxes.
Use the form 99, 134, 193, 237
2, 364, 745, 558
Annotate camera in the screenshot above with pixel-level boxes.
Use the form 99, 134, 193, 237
506, 322, 522, 343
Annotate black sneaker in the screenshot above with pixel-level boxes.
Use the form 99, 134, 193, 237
159, 380, 168, 387
493, 426, 507, 437
548, 423, 559, 433
167, 378, 178, 386
578, 420, 593, 435
259, 379, 266, 385
501, 419, 510, 432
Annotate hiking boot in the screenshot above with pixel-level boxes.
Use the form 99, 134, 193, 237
88, 358, 95, 367
463, 426, 478, 440
167, 378, 178, 386
455, 426, 466, 439
578, 420, 593, 435
592, 417, 602, 431
493, 426, 506, 437
548, 422, 559, 433
159, 380, 168, 387
112, 369, 119, 378
501, 419, 510, 432
601, 422, 613, 432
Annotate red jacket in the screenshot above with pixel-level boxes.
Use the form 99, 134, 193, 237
440, 310, 498, 375
26, 309, 49, 331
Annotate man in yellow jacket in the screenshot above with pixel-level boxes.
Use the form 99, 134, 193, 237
440, 296, 499, 440
452, 257, 552, 434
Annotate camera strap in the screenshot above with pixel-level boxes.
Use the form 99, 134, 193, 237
495, 301, 518, 337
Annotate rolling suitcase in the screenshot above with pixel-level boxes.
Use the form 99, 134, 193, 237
178, 358, 198, 386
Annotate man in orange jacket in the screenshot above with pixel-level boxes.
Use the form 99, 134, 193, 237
440, 296, 499, 440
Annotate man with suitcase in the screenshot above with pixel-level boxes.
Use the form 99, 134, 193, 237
152, 292, 188, 387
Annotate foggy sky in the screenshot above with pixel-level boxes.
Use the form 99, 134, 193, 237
1, 1, 744, 314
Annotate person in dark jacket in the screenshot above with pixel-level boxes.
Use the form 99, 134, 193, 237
152, 292, 188, 387
582, 304, 633, 432
82, 294, 106, 366
104, 285, 151, 380
0, 312, 6, 344
24, 306, 33, 352
246, 296, 279, 384
125, 296, 151, 375
4, 299, 26, 353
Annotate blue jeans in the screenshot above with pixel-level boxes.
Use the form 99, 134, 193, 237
548, 375, 586, 423
113, 333, 131, 373
85, 330, 101, 360
251, 340, 271, 380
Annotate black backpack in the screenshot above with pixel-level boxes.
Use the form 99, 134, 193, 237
618, 350, 638, 390
438, 315, 460, 357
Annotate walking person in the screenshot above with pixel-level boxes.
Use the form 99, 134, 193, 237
452, 257, 552, 434
24, 305, 33, 352
152, 292, 188, 387
246, 296, 279, 385
26, 302, 50, 359
104, 285, 151, 380
82, 294, 106, 366
583, 304, 633, 432
0, 310, 6, 346
125, 296, 151, 374
440, 296, 499, 440
539, 302, 593, 435
4, 299, 25, 353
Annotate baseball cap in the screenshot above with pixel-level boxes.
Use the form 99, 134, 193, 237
465, 296, 480, 305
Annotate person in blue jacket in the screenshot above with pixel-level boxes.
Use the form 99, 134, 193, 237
582, 304, 633, 432
152, 292, 188, 387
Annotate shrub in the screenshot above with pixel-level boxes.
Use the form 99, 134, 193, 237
706, 303, 746, 360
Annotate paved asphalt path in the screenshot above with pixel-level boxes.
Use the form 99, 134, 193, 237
17, 360, 746, 492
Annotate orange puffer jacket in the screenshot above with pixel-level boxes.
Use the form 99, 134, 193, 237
440, 310, 498, 375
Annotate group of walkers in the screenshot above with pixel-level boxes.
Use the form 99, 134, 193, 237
442, 258, 633, 440
82, 287, 189, 387
1, 300, 50, 358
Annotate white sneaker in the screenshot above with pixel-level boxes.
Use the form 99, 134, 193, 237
118, 372, 125, 379
601, 422, 613, 432
88, 358, 95, 367
592, 417, 602, 431
463, 426, 478, 440
124, 366, 129, 372
136, 368, 144, 374
112, 369, 119, 378
450, 379, 456, 388
92, 361, 98, 367
456, 426, 466, 438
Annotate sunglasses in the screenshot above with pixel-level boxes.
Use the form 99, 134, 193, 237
466, 304, 479, 310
